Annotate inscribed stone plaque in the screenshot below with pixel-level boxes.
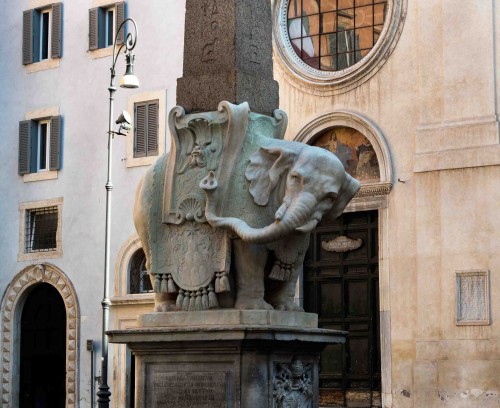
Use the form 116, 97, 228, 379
153, 371, 228, 408
456, 270, 490, 325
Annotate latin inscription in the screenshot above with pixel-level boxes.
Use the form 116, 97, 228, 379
153, 371, 227, 408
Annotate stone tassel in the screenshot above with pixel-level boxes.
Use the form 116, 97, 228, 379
214, 272, 221, 293
218, 271, 230, 292
160, 274, 168, 292
176, 289, 185, 309
154, 274, 161, 292
208, 285, 219, 309
195, 290, 202, 311
188, 291, 196, 311
167, 275, 178, 293
201, 288, 209, 310
182, 291, 190, 311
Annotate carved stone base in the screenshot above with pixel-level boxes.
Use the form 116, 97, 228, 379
108, 313, 346, 408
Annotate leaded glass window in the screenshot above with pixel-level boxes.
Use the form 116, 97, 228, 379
287, 0, 387, 71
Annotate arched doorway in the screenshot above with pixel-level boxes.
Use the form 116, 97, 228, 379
20, 283, 66, 408
1, 264, 80, 407
297, 112, 393, 407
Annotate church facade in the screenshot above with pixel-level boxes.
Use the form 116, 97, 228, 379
0, 0, 498, 407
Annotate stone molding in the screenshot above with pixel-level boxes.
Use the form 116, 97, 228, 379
295, 110, 394, 188
0, 263, 79, 408
126, 89, 168, 168
114, 233, 142, 296
296, 111, 393, 406
272, 0, 407, 95
18, 197, 64, 262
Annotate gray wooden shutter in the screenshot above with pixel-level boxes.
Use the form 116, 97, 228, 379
147, 101, 159, 156
115, 2, 125, 44
22, 10, 34, 65
50, 116, 62, 171
19, 121, 37, 175
134, 103, 147, 158
89, 8, 98, 50
89, 7, 99, 50
51, 3, 62, 58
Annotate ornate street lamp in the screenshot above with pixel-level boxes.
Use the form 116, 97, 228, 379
98, 18, 139, 408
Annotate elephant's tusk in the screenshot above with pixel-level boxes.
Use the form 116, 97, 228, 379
295, 219, 318, 233
275, 202, 288, 221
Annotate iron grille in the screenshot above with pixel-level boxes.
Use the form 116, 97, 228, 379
25, 206, 58, 253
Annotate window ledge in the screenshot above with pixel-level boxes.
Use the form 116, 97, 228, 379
89, 47, 114, 60
126, 155, 159, 168
18, 249, 63, 262
23, 170, 58, 183
111, 293, 155, 306
25, 58, 61, 74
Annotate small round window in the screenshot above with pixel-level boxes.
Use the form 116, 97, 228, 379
287, 0, 387, 71
273, 0, 406, 92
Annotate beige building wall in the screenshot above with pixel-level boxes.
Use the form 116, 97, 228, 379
275, 0, 500, 407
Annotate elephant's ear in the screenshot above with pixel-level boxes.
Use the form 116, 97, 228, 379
245, 146, 296, 206
325, 173, 361, 221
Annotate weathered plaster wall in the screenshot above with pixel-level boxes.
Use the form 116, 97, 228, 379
275, 0, 500, 407
0, 0, 184, 405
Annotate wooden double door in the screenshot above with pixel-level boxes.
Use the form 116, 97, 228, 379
304, 210, 381, 407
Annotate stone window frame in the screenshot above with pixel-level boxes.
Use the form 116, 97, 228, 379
18, 197, 63, 262
294, 110, 393, 406
88, 0, 125, 59
272, 0, 407, 95
0, 263, 80, 408
455, 270, 491, 326
126, 90, 167, 168
21, 106, 61, 183
111, 234, 154, 407
23, 0, 62, 73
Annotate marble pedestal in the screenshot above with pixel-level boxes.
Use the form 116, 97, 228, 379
108, 310, 346, 408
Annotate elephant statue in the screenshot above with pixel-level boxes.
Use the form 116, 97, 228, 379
133, 102, 360, 312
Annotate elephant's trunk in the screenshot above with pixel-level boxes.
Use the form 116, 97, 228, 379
203, 175, 316, 244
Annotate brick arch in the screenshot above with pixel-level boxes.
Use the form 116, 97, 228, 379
0, 263, 79, 408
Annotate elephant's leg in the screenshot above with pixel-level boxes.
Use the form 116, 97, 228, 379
266, 234, 309, 311
266, 264, 305, 312
134, 155, 178, 312
233, 240, 273, 310
154, 292, 179, 312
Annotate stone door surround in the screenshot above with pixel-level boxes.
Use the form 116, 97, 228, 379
1, 263, 79, 408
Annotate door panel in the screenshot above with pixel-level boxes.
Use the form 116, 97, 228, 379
304, 210, 381, 407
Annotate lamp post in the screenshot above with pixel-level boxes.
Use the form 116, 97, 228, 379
97, 18, 139, 408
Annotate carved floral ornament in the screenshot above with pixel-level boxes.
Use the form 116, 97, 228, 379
272, 0, 407, 95
1, 264, 79, 408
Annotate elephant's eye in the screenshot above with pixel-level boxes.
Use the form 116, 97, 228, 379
289, 172, 301, 181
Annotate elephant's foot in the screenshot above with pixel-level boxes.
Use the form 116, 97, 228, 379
271, 300, 304, 312
154, 300, 180, 312
154, 293, 179, 312
235, 297, 274, 311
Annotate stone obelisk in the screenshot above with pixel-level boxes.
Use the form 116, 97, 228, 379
177, 0, 279, 115
109, 1, 349, 407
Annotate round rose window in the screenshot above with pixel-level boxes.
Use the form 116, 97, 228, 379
287, 0, 388, 71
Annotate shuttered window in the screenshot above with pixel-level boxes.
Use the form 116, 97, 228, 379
89, 2, 125, 50
22, 3, 62, 65
18, 116, 62, 175
134, 100, 159, 158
